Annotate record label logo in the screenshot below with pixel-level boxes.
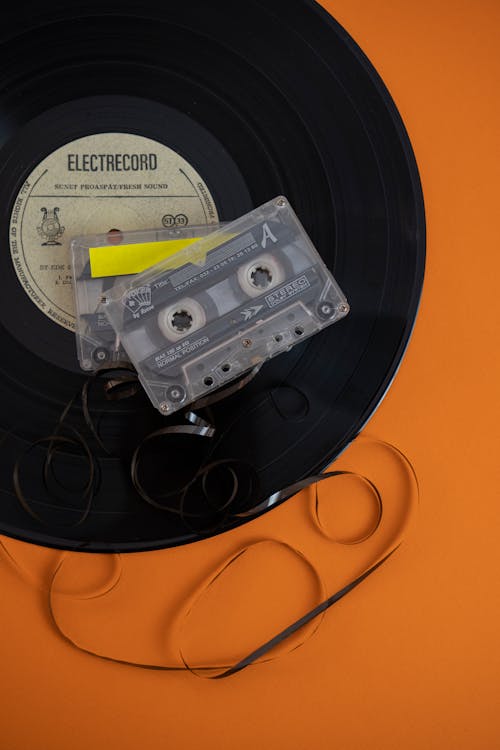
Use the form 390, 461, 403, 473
9, 133, 219, 332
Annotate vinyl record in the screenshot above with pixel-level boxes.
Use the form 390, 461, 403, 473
0, 0, 425, 550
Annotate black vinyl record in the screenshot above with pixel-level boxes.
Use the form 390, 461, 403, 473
0, 0, 425, 551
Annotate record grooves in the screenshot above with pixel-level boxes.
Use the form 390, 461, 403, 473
0, 0, 425, 551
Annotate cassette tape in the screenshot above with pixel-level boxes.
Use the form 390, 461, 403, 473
105, 197, 350, 415
71, 223, 221, 370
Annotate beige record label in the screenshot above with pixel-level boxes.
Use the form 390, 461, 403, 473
9, 133, 219, 332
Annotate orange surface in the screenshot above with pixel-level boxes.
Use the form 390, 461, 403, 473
1, 0, 499, 747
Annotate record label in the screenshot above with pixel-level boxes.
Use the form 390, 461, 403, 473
8, 132, 219, 332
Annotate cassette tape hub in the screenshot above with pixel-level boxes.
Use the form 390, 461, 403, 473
72, 224, 221, 370
105, 197, 350, 415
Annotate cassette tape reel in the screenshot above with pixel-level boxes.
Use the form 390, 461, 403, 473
105, 197, 350, 415
71, 224, 221, 370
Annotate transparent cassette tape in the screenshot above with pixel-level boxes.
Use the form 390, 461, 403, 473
71, 223, 221, 370
105, 197, 350, 415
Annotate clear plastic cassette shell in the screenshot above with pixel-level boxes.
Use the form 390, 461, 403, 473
71, 224, 221, 371
105, 197, 350, 415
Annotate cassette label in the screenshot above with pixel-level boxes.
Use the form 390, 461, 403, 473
105, 197, 350, 415
166, 232, 256, 291
157, 336, 210, 367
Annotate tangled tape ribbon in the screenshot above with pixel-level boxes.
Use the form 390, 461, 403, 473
8, 362, 265, 531
1, 364, 419, 676
1, 437, 419, 678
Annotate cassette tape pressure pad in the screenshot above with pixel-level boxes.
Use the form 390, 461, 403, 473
105, 197, 350, 414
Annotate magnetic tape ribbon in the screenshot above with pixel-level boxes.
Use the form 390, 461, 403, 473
129, 364, 263, 532
4, 364, 138, 526
6, 362, 263, 530
12, 429, 97, 528
81, 361, 141, 456
0, 420, 98, 529
1, 363, 136, 527
7, 362, 394, 537
2, 363, 419, 677
1, 444, 418, 678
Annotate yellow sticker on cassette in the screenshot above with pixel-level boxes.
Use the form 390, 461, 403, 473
89, 238, 202, 278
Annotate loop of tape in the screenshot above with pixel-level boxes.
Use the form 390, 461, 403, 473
313, 472, 383, 545
1, 436, 420, 678
12, 429, 97, 528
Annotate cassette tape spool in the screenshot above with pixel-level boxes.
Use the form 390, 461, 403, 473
105, 197, 350, 415
71, 224, 221, 371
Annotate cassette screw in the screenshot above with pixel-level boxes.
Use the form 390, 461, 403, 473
337, 302, 350, 315
276, 197, 287, 207
242, 338, 252, 348
93, 347, 109, 364
159, 402, 169, 413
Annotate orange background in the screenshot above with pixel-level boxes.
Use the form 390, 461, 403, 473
1, 0, 499, 747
